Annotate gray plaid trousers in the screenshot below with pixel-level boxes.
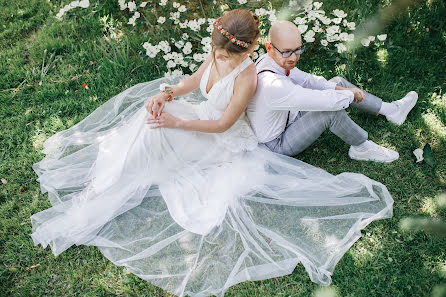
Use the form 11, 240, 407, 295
263, 76, 383, 156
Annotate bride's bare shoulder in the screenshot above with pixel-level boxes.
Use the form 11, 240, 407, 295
235, 62, 257, 90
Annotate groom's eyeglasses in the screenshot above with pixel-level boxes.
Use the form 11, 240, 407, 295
271, 43, 305, 58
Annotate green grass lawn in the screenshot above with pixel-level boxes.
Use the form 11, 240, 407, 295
0, 0, 445, 296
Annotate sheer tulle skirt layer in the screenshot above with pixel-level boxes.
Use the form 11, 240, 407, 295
30, 75, 393, 297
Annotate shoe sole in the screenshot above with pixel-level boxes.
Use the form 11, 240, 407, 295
348, 151, 399, 163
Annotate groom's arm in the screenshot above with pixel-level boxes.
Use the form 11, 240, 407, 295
260, 73, 353, 111
289, 68, 337, 90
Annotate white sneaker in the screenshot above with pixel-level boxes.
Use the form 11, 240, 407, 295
349, 140, 399, 163
386, 91, 418, 125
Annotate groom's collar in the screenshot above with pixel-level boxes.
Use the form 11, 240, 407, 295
255, 53, 289, 76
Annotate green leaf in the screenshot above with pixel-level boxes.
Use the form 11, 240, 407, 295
423, 143, 436, 167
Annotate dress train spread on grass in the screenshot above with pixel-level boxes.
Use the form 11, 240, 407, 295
30, 56, 393, 297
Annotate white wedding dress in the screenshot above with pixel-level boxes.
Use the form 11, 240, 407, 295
31, 55, 393, 297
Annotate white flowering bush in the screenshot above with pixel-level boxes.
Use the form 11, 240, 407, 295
54, 0, 388, 77
286, 1, 387, 54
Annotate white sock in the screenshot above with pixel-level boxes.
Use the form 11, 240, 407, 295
351, 140, 370, 152
379, 102, 398, 116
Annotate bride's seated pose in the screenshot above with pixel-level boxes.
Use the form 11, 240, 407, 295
30, 8, 393, 297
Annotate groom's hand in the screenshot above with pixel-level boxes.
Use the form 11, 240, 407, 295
350, 88, 365, 103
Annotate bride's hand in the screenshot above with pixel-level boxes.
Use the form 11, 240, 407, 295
145, 93, 167, 118
146, 112, 181, 129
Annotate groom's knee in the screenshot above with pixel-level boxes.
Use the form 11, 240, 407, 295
317, 109, 349, 128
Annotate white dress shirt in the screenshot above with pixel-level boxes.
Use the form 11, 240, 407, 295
247, 53, 354, 143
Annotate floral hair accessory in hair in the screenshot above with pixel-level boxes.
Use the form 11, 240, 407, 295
213, 18, 251, 49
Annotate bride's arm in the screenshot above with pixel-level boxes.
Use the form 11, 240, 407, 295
147, 55, 213, 116
148, 64, 257, 133
169, 55, 214, 97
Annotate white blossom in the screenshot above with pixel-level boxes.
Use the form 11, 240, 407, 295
304, 30, 315, 42
193, 53, 205, 62
339, 32, 349, 41
179, 21, 188, 29
321, 39, 328, 46
377, 34, 387, 41
127, 1, 136, 11
255, 8, 268, 17
201, 37, 212, 46
335, 43, 347, 53
368, 35, 375, 41
159, 0, 168, 6
118, 0, 127, 10
189, 63, 198, 72
158, 41, 171, 53
188, 19, 201, 31
178, 5, 187, 12
167, 60, 176, 68
69, 1, 79, 9
319, 15, 331, 25
268, 12, 277, 23
143, 42, 160, 58
326, 25, 340, 36
332, 17, 342, 24
327, 34, 340, 42
332, 9, 347, 18
307, 11, 320, 21
128, 17, 136, 26
175, 40, 184, 48
361, 38, 371, 46
173, 2, 180, 8
183, 47, 192, 54
172, 69, 183, 76
238, 0, 247, 4
346, 22, 356, 30
293, 17, 307, 25
313, 2, 323, 9
157, 16, 166, 24
298, 24, 308, 34
79, 0, 89, 8
169, 12, 180, 21
140, 2, 147, 7
182, 33, 189, 40
312, 25, 322, 33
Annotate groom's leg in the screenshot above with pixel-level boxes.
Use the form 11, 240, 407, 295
263, 110, 368, 156
329, 76, 382, 114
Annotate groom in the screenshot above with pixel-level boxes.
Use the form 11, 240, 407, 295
247, 21, 418, 162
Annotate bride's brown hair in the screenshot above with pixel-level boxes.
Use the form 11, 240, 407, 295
211, 9, 260, 75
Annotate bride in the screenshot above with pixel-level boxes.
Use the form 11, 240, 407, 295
30, 8, 393, 297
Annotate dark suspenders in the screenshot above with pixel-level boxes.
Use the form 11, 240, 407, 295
255, 57, 291, 128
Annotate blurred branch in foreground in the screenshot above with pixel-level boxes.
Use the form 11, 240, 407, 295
347, 0, 421, 50
400, 193, 446, 236
400, 192, 446, 297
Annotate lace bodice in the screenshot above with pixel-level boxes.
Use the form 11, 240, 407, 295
193, 56, 258, 153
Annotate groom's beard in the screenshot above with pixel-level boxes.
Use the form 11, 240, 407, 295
284, 61, 296, 69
